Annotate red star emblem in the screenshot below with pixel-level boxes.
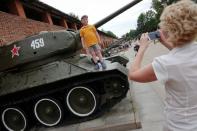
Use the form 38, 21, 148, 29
11, 44, 20, 58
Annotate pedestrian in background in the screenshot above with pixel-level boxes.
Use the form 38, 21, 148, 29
80, 15, 106, 70
133, 41, 140, 56
128, 0, 197, 130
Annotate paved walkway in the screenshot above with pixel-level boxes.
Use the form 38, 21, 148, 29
125, 42, 169, 131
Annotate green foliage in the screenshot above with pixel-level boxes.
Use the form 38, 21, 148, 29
106, 31, 118, 38
124, 10, 158, 40
136, 10, 157, 34
69, 13, 79, 20
122, 30, 137, 40
136, 13, 146, 34
133, 1, 162, 39
101, 29, 118, 38
123, 0, 197, 40
152, 0, 163, 24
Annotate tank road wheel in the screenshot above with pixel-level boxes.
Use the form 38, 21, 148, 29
66, 86, 98, 117
2, 108, 27, 131
104, 78, 125, 97
34, 98, 62, 127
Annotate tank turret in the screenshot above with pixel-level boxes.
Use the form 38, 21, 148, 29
0, 0, 142, 130
0, 0, 142, 72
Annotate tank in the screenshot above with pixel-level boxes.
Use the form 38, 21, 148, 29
103, 39, 130, 67
0, 0, 142, 130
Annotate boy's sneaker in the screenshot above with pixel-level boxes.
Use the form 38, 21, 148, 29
100, 61, 107, 70
94, 63, 100, 70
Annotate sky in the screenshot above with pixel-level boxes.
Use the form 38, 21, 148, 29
40, 0, 152, 38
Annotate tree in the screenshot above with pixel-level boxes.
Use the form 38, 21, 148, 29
106, 31, 118, 38
136, 13, 146, 34
144, 10, 158, 31
69, 13, 79, 20
152, 0, 164, 24
136, 10, 157, 35
123, 0, 197, 40
122, 29, 137, 40
101, 29, 118, 38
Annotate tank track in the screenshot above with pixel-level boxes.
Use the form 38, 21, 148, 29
0, 70, 129, 130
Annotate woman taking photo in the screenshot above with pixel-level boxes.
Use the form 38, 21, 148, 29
129, 0, 197, 130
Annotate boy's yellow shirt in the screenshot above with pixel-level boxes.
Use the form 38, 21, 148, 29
80, 25, 99, 48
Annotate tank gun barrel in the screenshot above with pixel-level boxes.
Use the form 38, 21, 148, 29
94, 0, 142, 28
0, 0, 143, 72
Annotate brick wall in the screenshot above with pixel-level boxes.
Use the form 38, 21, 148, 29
0, 11, 65, 46
99, 33, 115, 48
0, 11, 116, 49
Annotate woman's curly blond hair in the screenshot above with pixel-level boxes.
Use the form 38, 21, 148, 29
159, 0, 197, 47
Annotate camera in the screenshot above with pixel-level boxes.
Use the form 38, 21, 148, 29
148, 31, 160, 40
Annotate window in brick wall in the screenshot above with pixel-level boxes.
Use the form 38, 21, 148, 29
24, 6, 43, 22
67, 21, 74, 29
77, 24, 82, 30
0, 2, 10, 13
51, 16, 61, 26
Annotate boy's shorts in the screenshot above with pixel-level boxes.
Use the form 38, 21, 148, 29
88, 44, 101, 53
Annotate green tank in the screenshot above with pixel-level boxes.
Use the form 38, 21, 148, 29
0, 0, 142, 130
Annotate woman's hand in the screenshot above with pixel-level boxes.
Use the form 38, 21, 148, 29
139, 33, 151, 50
128, 33, 157, 83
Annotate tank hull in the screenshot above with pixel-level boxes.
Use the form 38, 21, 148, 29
0, 58, 129, 130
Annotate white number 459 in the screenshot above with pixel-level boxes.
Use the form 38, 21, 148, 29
31, 38, 45, 49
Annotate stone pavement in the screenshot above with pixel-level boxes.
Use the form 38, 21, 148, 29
125, 42, 169, 131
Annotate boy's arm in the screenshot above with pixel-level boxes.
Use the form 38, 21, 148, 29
81, 37, 86, 49
80, 29, 86, 49
81, 37, 90, 54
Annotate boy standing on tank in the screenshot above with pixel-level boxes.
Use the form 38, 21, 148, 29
80, 15, 106, 70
